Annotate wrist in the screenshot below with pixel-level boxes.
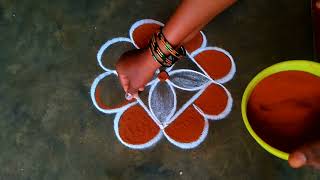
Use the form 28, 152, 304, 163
156, 36, 172, 56
143, 48, 162, 70
162, 26, 180, 47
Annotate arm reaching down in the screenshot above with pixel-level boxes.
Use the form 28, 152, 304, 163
116, 0, 236, 99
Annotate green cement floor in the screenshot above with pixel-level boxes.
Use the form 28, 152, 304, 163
0, 0, 320, 179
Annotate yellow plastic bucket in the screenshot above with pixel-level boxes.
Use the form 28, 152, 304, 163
241, 60, 320, 160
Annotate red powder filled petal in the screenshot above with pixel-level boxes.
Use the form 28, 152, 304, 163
118, 105, 160, 145
183, 32, 204, 53
95, 85, 134, 110
194, 84, 229, 115
165, 106, 205, 143
132, 23, 161, 49
157, 70, 169, 81
194, 49, 232, 80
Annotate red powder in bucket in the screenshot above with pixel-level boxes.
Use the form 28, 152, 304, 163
247, 71, 320, 153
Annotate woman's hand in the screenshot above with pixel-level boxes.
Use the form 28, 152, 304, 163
116, 0, 237, 100
116, 48, 161, 100
289, 141, 320, 169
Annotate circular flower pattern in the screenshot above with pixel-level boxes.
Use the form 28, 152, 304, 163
90, 19, 236, 149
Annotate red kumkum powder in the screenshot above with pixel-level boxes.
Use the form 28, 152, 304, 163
247, 71, 320, 153
194, 50, 232, 80
165, 106, 205, 143
119, 105, 160, 144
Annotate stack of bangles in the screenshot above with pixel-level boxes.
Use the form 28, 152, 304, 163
125, 29, 186, 100
149, 28, 186, 67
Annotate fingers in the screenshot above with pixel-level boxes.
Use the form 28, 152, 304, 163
118, 74, 129, 92
288, 152, 307, 168
138, 86, 145, 91
117, 74, 138, 101
126, 89, 138, 100
116, 72, 145, 101
125, 92, 133, 101
126, 86, 145, 101
289, 142, 320, 170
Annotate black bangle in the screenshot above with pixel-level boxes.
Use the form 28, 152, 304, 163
149, 33, 178, 67
157, 28, 186, 59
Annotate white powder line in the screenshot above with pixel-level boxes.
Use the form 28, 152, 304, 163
164, 82, 211, 127
168, 69, 210, 91
162, 116, 209, 149
193, 83, 233, 121
97, 37, 132, 72
90, 71, 138, 114
129, 19, 164, 49
91, 18, 236, 149
114, 110, 163, 149
190, 46, 236, 84
148, 80, 177, 128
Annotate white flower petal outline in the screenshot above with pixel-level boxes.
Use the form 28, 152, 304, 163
199, 31, 208, 50
91, 18, 236, 150
129, 19, 164, 49
114, 105, 163, 149
193, 83, 233, 121
97, 37, 132, 72
185, 31, 208, 55
190, 46, 236, 84
148, 79, 177, 126
164, 82, 210, 127
163, 114, 209, 149
135, 97, 164, 129
96, 36, 157, 87
168, 69, 210, 91
90, 71, 138, 114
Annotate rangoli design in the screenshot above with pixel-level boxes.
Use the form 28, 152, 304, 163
90, 19, 236, 149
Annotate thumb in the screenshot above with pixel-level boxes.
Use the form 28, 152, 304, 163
118, 74, 129, 92
118, 73, 139, 100
288, 142, 320, 169
288, 151, 307, 168
127, 86, 139, 100
127, 81, 140, 100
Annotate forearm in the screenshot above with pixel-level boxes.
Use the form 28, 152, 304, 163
163, 0, 237, 46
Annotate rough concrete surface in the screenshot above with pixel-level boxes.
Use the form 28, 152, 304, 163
0, 0, 319, 179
